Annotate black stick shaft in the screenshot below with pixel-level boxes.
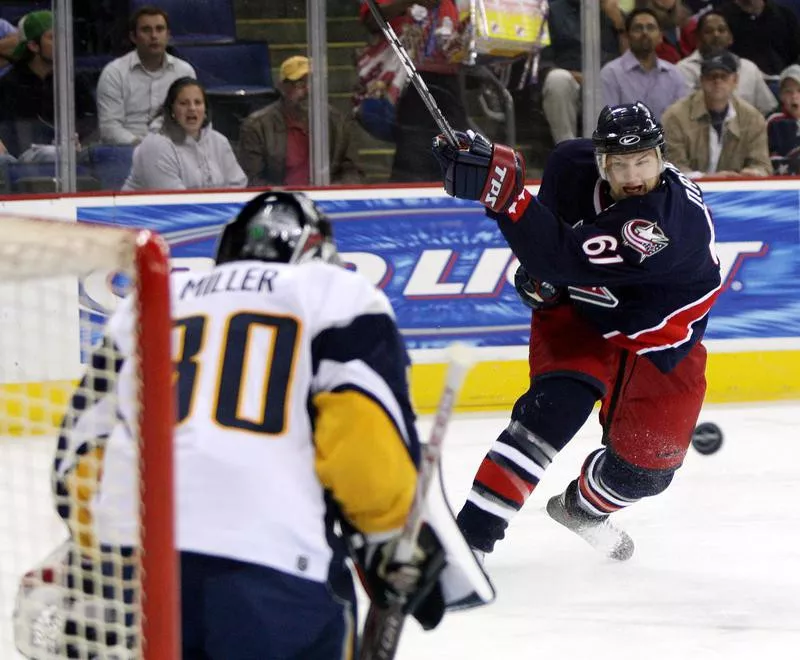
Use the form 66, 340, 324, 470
364, 0, 459, 148
360, 601, 406, 660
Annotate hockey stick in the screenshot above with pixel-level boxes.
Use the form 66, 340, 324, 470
363, 0, 460, 148
359, 342, 475, 660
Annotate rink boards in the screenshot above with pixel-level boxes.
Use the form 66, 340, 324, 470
0, 181, 797, 428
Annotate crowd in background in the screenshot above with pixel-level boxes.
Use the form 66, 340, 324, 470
0, 0, 799, 195
539, 0, 800, 178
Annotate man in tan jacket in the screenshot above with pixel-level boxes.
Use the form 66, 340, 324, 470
238, 56, 365, 187
661, 49, 771, 178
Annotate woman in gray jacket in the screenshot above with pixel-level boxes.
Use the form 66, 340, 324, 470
123, 77, 247, 191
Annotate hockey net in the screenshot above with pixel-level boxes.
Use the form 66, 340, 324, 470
0, 217, 177, 659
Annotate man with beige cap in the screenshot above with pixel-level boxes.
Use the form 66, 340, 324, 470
238, 55, 364, 187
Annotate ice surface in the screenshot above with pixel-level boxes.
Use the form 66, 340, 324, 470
2, 403, 798, 659
396, 402, 800, 659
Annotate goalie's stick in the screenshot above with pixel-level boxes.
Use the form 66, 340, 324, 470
359, 342, 475, 660
363, 0, 460, 148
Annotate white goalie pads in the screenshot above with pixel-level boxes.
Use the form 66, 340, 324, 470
13, 541, 135, 660
14, 541, 71, 659
424, 459, 495, 610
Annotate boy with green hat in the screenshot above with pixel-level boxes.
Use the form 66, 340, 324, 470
12, 10, 52, 62
0, 9, 96, 161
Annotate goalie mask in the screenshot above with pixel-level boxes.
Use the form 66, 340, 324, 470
215, 191, 339, 266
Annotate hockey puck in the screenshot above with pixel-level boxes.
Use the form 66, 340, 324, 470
691, 422, 723, 455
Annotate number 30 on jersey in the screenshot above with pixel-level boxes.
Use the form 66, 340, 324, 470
172, 312, 300, 434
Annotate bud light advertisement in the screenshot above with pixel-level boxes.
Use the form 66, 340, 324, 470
76, 188, 798, 351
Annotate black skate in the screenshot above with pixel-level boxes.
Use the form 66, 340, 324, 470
546, 483, 634, 561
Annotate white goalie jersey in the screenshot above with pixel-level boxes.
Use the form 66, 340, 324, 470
54, 259, 422, 583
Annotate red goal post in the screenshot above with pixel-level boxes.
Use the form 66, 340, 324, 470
0, 216, 178, 659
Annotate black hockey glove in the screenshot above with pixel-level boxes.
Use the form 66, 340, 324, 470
514, 265, 564, 311
362, 523, 447, 630
432, 129, 526, 213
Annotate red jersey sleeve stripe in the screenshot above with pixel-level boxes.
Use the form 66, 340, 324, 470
506, 188, 533, 223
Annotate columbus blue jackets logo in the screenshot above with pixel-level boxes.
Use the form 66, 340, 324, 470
621, 219, 669, 262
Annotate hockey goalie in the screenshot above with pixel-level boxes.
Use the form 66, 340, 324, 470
13, 191, 494, 659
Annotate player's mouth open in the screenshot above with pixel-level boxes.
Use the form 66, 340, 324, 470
623, 185, 645, 195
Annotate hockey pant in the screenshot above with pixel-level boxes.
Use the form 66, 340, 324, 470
180, 551, 356, 660
458, 304, 707, 552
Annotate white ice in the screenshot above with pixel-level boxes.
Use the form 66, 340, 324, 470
396, 402, 800, 660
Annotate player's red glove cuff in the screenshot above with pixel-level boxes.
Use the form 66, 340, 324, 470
433, 131, 526, 213
479, 143, 526, 213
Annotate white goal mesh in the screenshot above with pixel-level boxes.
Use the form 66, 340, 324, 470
0, 217, 176, 660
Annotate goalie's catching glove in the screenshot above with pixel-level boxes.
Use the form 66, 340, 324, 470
514, 265, 564, 311
360, 523, 447, 630
432, 129, 526, 213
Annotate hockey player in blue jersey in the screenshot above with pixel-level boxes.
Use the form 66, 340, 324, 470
14, 192, 493, 659
433, 102, 722, 561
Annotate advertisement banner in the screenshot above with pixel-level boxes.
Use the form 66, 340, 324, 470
77, 189, 796, 351
702, 189, 800, 339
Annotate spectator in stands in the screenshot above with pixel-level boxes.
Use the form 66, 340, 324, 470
766, 64, 800, 174
96, 6, 195, 146
541, 0, 627, 144
679, 0, 726, 54
637, 0, 694, 63
677, 11, 777, 114
0, 18, 18, 70
360, 0, 469, 183
122, 77, 246, 191
662, 49, 771, 176
601, 9, 688, 120
719, 0, 800, 77
0, 10, 96, 160
237, 55, 364, 187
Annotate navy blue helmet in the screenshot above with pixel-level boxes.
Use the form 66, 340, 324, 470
592, 102, 665, 156
216, 191, 338, 265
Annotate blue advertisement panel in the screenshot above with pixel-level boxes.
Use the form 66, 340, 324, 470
77, 189, 798, 350
703, 190, 800, 338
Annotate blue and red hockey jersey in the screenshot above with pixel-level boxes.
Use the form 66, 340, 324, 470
490, 139, 722, 373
